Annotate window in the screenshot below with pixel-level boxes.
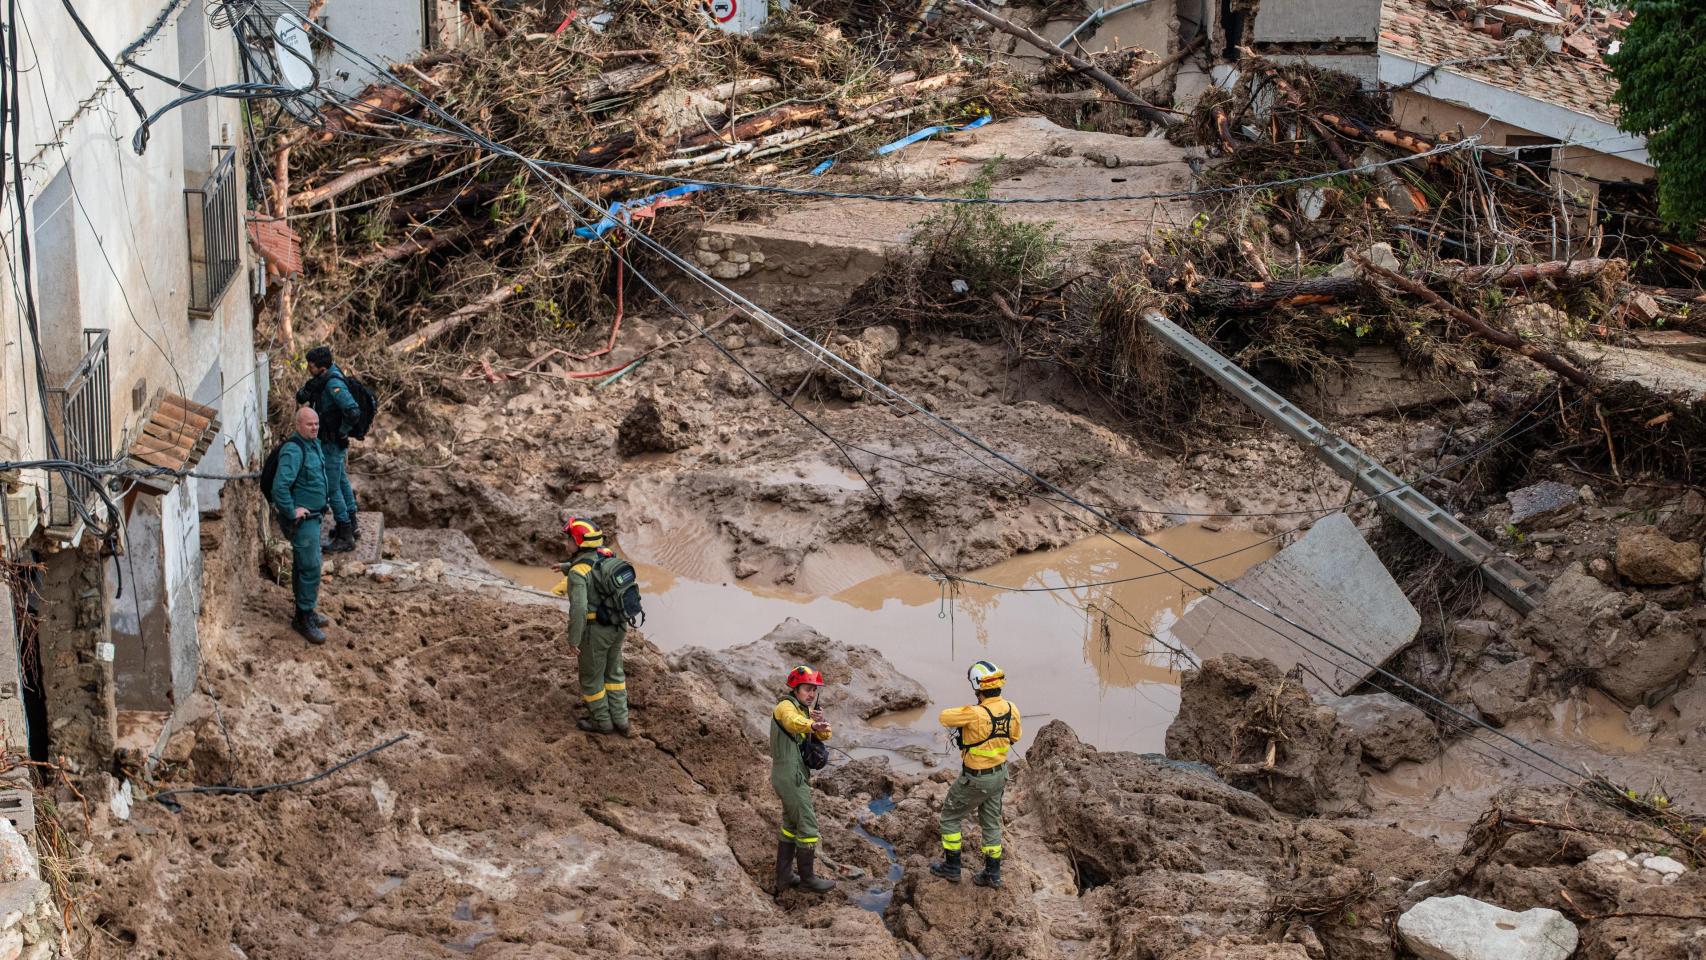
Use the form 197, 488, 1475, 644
184, 146, 241, 318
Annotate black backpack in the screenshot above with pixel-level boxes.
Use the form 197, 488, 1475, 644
591, 555, 645, 627
305, 372, 379, 441
258, 436, 307, 507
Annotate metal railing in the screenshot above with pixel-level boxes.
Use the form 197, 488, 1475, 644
45, 330, 111, 530
185, 146, 242, 317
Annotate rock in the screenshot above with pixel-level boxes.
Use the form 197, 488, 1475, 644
1641, 854, 1685, 878
1397, 895, 1578, 960
1625, 704, 1660, 736
0, 822, 33, 884
833, 325, 900, 402
667, 619, 932, 756
1465, 657, 1537, 726
1506, 481, 1580, 527
615, 391, 703, 456
1328, 693, 1441, 770
1092, 870, 1273, 959
1450, 619, 1501, 658
1165, 656, 1365, 815
1614, 525, 1702, 585
1658, 489, 1706, 539
1516, 562, 1699, 706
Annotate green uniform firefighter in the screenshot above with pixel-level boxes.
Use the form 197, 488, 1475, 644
270, 406, 331, 645
931, 659, 1022, 888
771, 665, 836, 896
559, 517, 631, 736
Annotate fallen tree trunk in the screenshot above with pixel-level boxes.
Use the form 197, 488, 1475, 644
948, 0, 1179, 127
675, 103, 830, 151
291, 138, 454, 208
1355, 256, 1592, 386
569, 60, 673, 102
1184, 257, 1626, 311
1316, 112, 1442, 159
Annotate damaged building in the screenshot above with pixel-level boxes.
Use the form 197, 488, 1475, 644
0, 0, 264, 797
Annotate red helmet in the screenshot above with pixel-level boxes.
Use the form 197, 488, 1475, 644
564, 517, 603, 548
786, 664, 825, 688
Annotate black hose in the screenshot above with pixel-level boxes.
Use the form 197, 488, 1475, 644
153, 733, 410, 812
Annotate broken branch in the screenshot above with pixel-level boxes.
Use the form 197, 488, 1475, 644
948, 0, 1179, 127
1354, 255, 1592, 386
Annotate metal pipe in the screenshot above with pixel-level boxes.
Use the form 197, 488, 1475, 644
1061, 0, 1155, 49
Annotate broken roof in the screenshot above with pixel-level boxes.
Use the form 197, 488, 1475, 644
125, 394, 222, 495
1379, 0, 1621, 124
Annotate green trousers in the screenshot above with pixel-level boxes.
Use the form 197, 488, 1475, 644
290, 516, 322, 613
771, 767, 820, 845
321, 440, 357, 525
939, 765, 1008, 858
577, 623, 628, 729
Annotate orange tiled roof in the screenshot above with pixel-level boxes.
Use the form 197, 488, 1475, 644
1379, 0, 1620, 124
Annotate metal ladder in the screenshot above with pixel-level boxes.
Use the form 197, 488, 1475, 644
1142, 310, 1542, 614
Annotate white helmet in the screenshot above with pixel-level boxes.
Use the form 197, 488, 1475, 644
968, 659, 1005, 692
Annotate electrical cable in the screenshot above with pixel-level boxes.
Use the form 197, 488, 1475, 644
152, 732, 409, 812
58, 0, 152, 150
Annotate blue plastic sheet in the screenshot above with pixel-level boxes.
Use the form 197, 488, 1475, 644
574, 183, 711, 239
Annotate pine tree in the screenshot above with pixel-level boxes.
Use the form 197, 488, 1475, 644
1609, 0, 1706, 232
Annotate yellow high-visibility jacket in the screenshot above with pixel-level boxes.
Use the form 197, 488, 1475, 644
940, 696, 1021, 770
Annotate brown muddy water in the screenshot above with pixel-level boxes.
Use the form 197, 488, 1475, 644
491, 524, 1279, 756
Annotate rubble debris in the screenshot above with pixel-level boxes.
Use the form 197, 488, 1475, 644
616, 389, 705, 456
1505, 481, 1581, 528
1463, 657, 1539, 726
1328, 693, 1441, 770
1171, 513, 1421, 696
1397, 895, 1578, 960
1165, 656, 1366, 816
1614, 524, 1703, 586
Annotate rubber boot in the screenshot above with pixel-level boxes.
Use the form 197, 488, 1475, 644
612, 720, 631, 737
576, 718, 614, 735
773, 840, 797, 896
794, 846, 835, 893
326, 522, 356, 554
930, 848, 962, 882
973, 856, 1003, 888
311, 611, 330, 628
292, 610, 326, 645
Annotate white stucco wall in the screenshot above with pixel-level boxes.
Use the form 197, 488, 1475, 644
0, 0, 263, 719
264, 0, 435, 95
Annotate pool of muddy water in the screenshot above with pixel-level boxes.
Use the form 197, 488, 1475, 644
491, 524, 1278, 756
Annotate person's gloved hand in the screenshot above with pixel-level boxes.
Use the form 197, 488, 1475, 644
551, 576, 569, 597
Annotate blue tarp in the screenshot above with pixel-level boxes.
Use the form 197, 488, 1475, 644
574, 183, 711, 239
812, 113, 991, 175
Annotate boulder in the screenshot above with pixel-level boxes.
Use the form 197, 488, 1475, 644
1328, 693, 1441, 770
1614, 525, 1702, 585
1464, 657, 1537, 726
1397, 895, 1577, 960
615, 391, 703, 456
1516, 563, 1701, 706
1505, 481, 1581, 528
1165, 656, 1365, 816
832, 326, 901, 402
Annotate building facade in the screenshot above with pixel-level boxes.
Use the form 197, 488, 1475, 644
0, 0, 265, 780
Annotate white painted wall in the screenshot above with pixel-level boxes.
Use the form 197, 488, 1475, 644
258, 0, 433, 95
0, 0, 262, 720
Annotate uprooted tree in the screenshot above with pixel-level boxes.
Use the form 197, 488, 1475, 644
1610, 0, 1706, 233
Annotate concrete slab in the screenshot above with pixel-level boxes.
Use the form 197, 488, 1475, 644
675, 116, 1199, 315
1576, 343, 1706, 400
1170, 513, 1420, 696
323, 510, 385, 564
1301, 346, 1466, 416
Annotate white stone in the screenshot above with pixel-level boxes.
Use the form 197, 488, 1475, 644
1641, 855, 1685, 877
108, 779, 132, 822
1397, 895, 1578, 960
1585, 849, 1628, 865
695, 250, 722, 267
0, 930, 21, 960
0, 823, 34, 884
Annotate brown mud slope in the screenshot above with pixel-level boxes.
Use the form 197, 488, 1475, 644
82, 558, 1706, 959
354, 318, 1423, 585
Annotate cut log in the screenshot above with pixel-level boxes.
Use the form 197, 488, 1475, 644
948, 0, 1179, 127
1355, 256, 1591, 386
1183, 257, 1626, 311
569, 61, 673, 102
351, 223, 479, 268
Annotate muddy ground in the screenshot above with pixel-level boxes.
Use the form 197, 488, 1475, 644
76, 314, 1706, 958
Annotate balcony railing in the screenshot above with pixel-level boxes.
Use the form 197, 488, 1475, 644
45, 330, 111, 531
185, 146, 242, 317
